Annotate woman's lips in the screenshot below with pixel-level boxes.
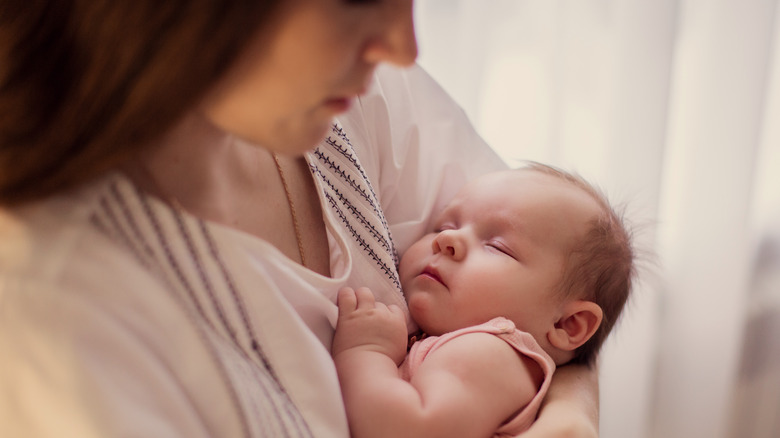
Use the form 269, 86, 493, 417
323, 97, 353, 113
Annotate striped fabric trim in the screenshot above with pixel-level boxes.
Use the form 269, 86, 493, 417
312, 124, 402, 293
89, 177, 312, 438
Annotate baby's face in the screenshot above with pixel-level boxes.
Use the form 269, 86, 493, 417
399, 169, 601, 338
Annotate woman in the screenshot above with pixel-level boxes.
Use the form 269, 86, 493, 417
0, 1, 598, 437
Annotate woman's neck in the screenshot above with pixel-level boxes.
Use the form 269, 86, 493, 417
121, 111, 332, 276
123, 113, 271, 217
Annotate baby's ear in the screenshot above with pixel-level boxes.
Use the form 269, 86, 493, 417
547, 301, 603, 352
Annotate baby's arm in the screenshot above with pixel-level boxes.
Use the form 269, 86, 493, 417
332, 287, 541, 438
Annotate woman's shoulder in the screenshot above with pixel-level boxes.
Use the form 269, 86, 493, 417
0, 172, 144, 283
0, 172, 172, 325
1, 174, 114, 277
0, 174, 247, 437
0, 171, 202, 345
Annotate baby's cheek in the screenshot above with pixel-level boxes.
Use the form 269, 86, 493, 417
398, 260, 422, 297
405, 291, 426, 315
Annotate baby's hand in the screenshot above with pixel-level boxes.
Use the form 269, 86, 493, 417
332, 287, 408, 365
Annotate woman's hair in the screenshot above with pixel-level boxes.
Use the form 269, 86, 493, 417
522, 162, 636, 366
0, 1, 281, 205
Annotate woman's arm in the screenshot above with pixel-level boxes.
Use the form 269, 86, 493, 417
518, 364, 600, 438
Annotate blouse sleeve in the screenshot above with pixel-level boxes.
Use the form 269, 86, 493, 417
336, 64, 508, 256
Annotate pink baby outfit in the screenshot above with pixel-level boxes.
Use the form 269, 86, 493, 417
399, 317, 556, 437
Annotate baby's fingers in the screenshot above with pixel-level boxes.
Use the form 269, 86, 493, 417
354, 287, 376, 309
337, 287, 357, 314
387, 304, 405, 321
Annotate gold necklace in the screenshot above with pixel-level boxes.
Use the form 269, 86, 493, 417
272, 153, 307, 268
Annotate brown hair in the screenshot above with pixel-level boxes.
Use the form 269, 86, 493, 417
0, 1, 282, 205
523, 162, 635, 366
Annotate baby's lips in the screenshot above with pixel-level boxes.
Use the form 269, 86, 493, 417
420, 265, 446, 287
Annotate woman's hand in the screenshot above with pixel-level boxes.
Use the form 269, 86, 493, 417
332, 287, 408, 366
517, 363, 600, 438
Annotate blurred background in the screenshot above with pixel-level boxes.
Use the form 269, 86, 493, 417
414, 1, 780, 437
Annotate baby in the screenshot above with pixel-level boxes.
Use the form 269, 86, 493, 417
332, 163, 634, 438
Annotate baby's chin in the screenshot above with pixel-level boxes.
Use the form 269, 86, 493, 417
405, 295, 437, 334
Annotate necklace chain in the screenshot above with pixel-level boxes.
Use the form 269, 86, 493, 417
136, 154, 307, 268
272, 153, 307, 268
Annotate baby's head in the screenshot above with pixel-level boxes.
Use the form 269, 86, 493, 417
399, 163, 634, 366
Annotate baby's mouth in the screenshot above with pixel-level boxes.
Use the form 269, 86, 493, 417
420, 266, 445, 287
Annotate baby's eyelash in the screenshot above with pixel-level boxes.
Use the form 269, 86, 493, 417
487, 241, 517, 259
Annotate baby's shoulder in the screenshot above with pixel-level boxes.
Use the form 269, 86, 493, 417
428, 330, 532, 376
419, 330, 542, 415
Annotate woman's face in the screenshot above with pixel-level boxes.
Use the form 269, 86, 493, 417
202, 0, 417, 154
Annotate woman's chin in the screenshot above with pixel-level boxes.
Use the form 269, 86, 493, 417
247, 121, 332, 156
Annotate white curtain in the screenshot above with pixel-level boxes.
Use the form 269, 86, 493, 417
414, 1, 780, 437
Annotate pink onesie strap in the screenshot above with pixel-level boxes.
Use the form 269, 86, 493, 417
399, 317, 556, 436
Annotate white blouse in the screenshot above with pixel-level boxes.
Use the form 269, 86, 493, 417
0, 64, 506, 437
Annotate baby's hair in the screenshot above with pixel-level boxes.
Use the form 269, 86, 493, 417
521, 162, 635, 366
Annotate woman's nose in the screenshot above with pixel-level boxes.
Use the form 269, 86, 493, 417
432, 229, 465, 261
362, 0, 418, 67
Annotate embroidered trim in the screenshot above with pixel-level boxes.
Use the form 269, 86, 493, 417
311, 124, 402, 292
309, 164, 393, 254
172, 210, 240, 344
90, 187, 255, 438
331, 125, 353, 145
323, 191, 402, 291
89, 178, 313, 438
313, 149, 377, 212
323, 135, 391, 231
198, 222, 287, 387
